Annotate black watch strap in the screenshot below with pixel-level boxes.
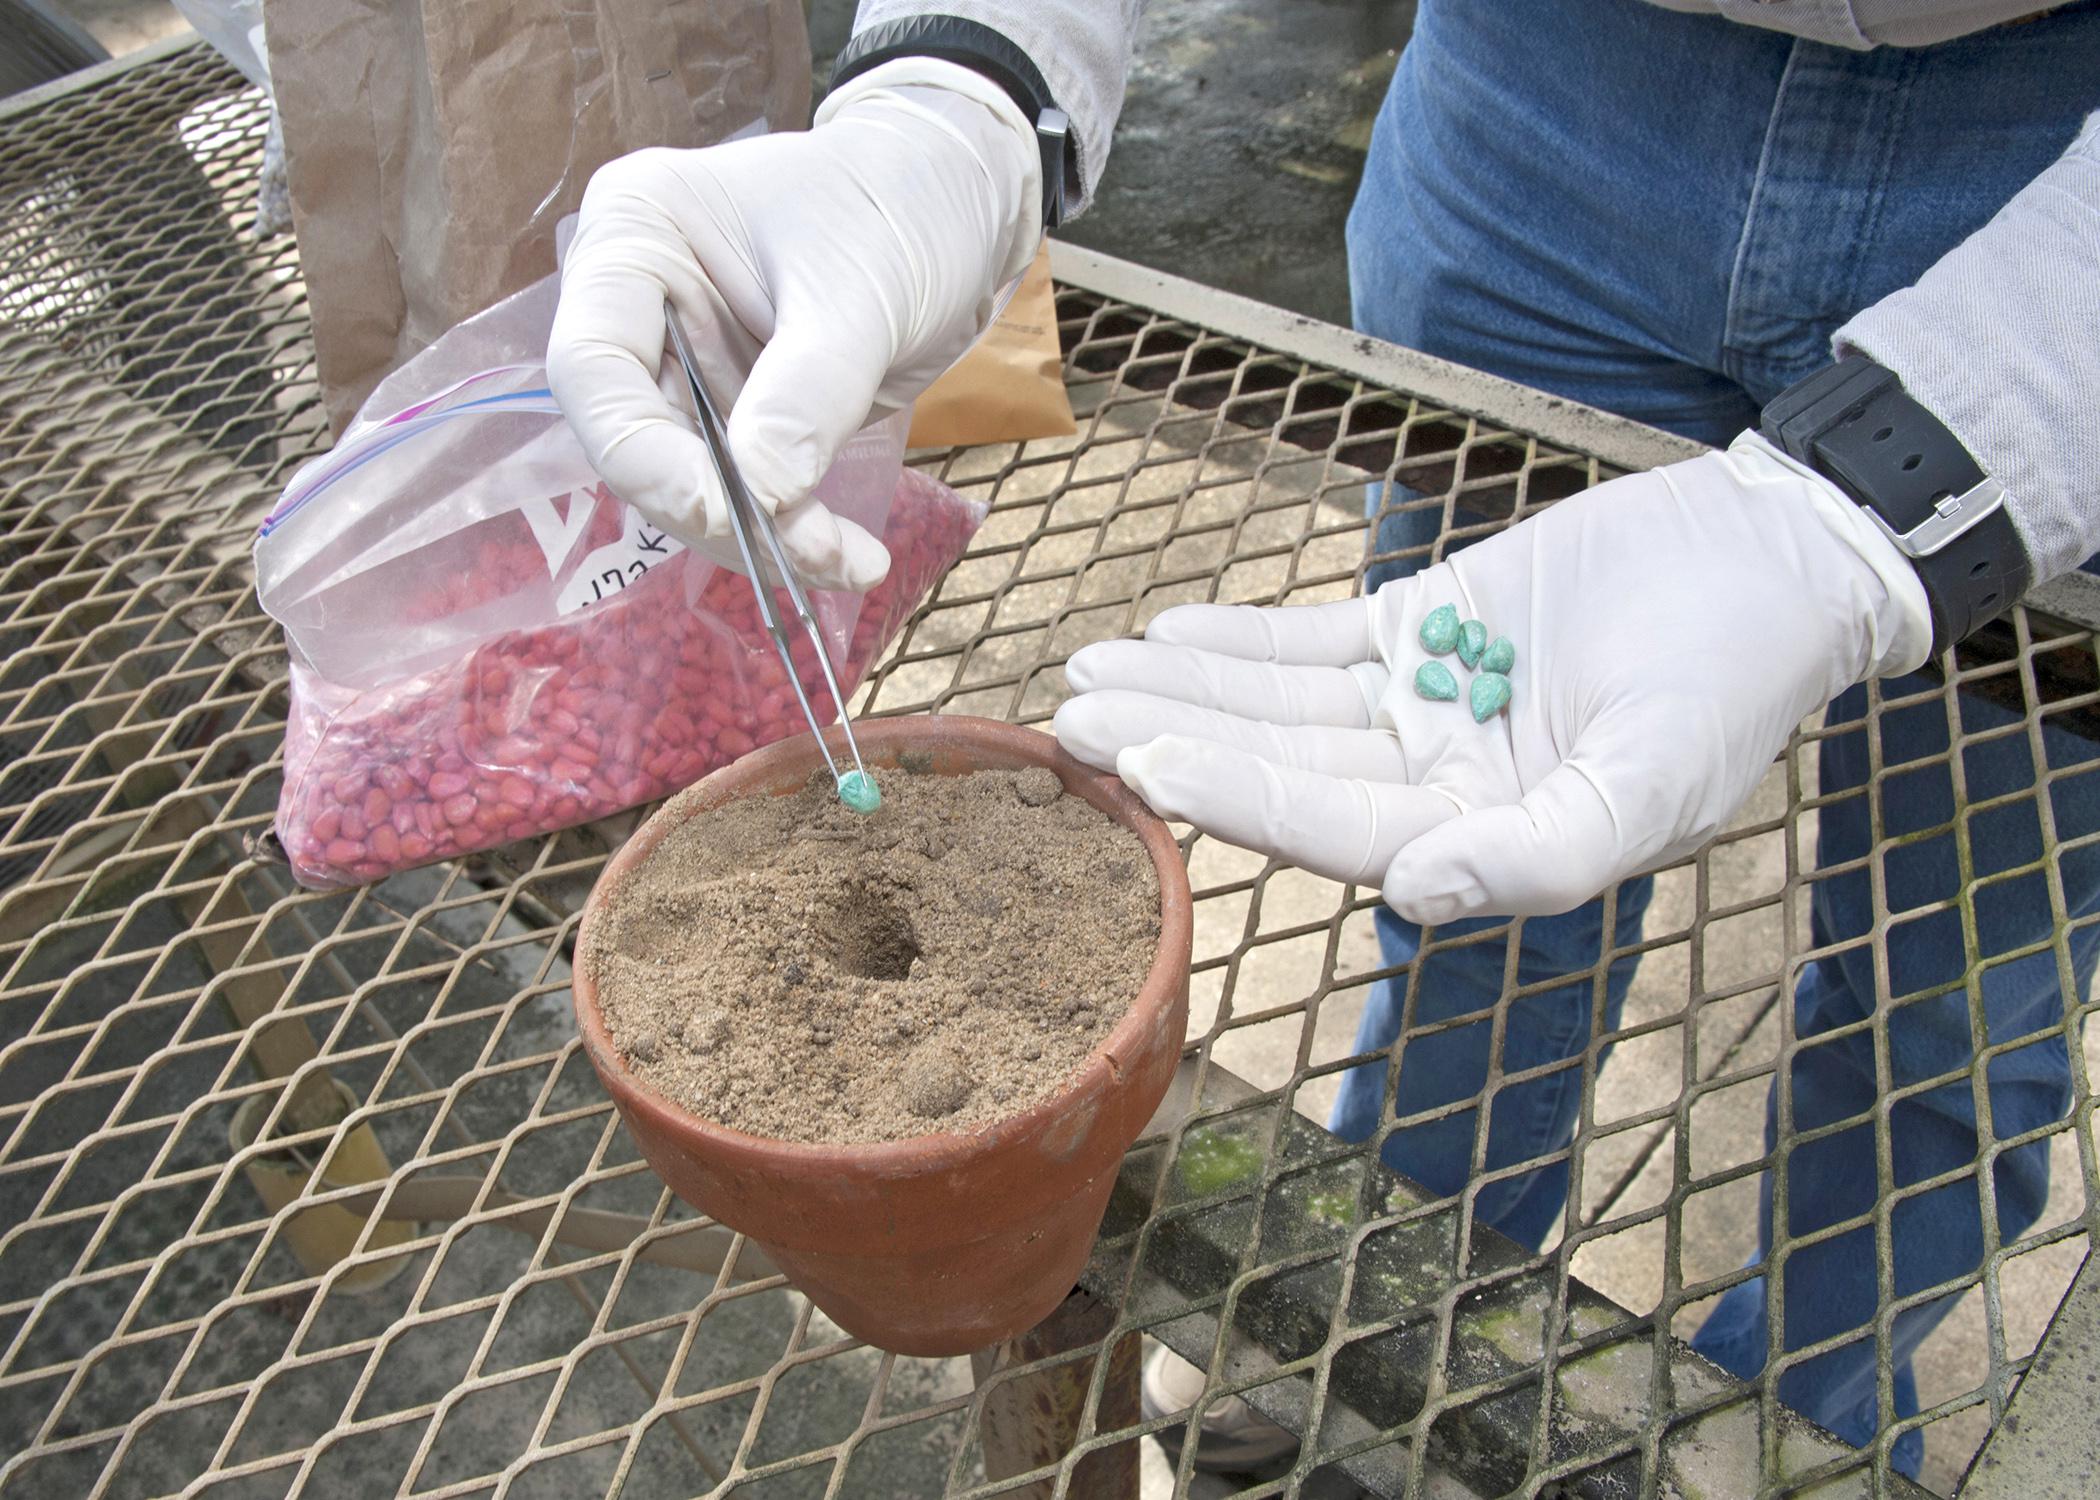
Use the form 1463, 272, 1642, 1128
829, 15, 1076, 230
1760, 354, 2029, 654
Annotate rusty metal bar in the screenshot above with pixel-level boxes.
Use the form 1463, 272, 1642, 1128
971, 1289, 1142, 1499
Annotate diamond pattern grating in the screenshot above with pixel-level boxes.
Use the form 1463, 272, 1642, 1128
2, 43, 2096, 1500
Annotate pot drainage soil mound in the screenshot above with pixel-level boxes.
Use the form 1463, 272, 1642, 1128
590, 766, 1161, 1145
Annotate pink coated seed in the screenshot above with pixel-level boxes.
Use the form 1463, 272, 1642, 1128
281, 479, 974, 887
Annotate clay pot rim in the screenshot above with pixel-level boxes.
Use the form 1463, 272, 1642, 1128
572, 714, 1194, 1174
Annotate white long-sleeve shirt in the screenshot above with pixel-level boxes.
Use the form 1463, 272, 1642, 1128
1643, 0, 2065, 49
849, 0, 2100, 585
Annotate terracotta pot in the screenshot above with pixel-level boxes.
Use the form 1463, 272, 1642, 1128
572, 715, 1193, 1356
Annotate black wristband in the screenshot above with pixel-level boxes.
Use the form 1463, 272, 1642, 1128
829, 15, 1076, 230
1760, 355, 2029, 655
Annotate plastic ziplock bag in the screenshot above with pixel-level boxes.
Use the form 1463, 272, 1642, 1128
258, 281, 985, 890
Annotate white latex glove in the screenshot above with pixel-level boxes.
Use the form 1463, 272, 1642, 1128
547, 59, 1043, 592
1055, 434, 1936, 924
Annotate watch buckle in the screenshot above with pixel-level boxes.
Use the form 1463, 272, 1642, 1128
1870, 474, 2006, 558
1037, 107, 1070, 229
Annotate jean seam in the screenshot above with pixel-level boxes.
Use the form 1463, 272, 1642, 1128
1720, 42, 1802, 367
1503, 997, 1589, 1171
1843, 51, 1920, 326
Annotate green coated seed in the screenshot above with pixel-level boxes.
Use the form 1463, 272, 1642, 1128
836, 769, 882, 814
1469, 671, 1512, 723
1481, 635, 1515, 675
1419, 603, 1460, 655
1413, 661, 1459, 702
1456, 619, 1488, 670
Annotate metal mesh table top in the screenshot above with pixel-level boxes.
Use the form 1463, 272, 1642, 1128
3, 42, 2097, 1500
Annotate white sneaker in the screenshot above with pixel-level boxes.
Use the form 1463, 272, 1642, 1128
1140, 1345, 1302, 1474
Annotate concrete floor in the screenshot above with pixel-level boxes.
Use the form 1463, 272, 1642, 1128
823, 0, 1404, 326
26, 3, 2095, 1495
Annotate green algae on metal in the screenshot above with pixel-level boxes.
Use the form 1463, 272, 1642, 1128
1303, 1189, 1356, 1226
1176, 1128, 1264, 1195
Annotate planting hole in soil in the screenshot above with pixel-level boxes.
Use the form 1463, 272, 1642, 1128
823, 892, 921, 982
589, 765, 1161, 1145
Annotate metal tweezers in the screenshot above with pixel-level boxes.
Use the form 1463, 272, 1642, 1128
664, 305, 872, 793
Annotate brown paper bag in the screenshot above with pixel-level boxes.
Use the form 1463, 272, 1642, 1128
265, 0, 811, 432
907, 244, 1077, 449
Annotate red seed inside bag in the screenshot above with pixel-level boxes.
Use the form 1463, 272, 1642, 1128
276, 469, 984, 889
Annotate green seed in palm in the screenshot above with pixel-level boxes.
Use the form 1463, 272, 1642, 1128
1469, 671, 1512, 723
1456, 620, 1488, 670
1481, 636, 1515, 675
1419, 604, 1460, 655
1413, 661, 1459, 702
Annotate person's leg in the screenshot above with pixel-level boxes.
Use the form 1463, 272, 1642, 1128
1329, 892, 1658, 1249
1347, 5, 2100, 1453
1691, 682, 2100, 1474
1331, 0, 1783, 1247
1673, 13, 2100, 1469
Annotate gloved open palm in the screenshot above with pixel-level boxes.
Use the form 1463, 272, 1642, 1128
1055, 434, 1932, 924
547, 61, 1040, 593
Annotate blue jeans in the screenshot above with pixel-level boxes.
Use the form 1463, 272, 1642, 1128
1333, 0, 2100, 1472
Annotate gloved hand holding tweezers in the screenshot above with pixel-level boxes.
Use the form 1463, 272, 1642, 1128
664, 308, 881, 813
